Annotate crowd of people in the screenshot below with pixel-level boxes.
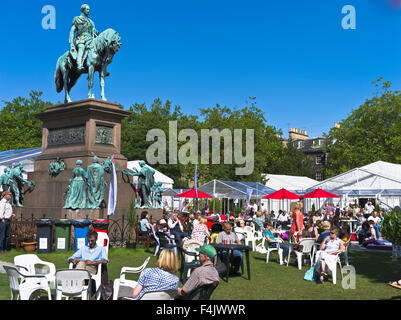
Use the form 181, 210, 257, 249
36, 196, 394, 299
128, 198, 389, 295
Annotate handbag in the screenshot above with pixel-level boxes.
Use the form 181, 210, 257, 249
98, 280, 114, 300
303, 264, 316, 282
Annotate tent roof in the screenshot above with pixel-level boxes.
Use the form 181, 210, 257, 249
0, 147, 41, 167
162, 188, 181, 196
127, 161, 174, 185
262, 173, 318, 191
309, 161, 401, 193
198, 179, 276, 199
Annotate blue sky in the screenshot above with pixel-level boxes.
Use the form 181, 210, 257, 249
1, 0, 401, 138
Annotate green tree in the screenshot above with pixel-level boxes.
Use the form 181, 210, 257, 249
195, 98, 285, 183
121, 98, 198, 188
0, 91, 52, 151
324, 78, 401, 177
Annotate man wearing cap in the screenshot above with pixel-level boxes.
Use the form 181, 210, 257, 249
0, 191, 15, 253
177, 244, 219, 297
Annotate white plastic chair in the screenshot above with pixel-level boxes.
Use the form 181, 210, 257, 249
262, 238, 279, 264
244, 226, 257, 251
234, 227, 245, 241
14, 254, 56, 289
140, 289, 177, 300
55, 269, 92, 300
315, 250, 344, 285
293, 239, 315, 270
120, 289, 177, 300
4, 265, 52, 300
113, 256, 151, 300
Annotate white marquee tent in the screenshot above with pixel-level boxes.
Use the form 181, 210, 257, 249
262, 173, 318, 191
307, 161, 401, 210
261, 174, 319, 213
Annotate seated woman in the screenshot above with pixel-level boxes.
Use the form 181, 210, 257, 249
317, 228, 345, 284
190, 217, 210, 243
264, 222, 290, 264
316, 221, 331, 244
341, 224, 351, 246
131, 249, 179, 299
140, 211, 151, 233
306, 219, 319, 241
209, 223, 223, 244
253, 211, 264, 232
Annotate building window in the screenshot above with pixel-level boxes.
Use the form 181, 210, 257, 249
316, 172, 322, 181
316, 155, 322, 165
297, 141, 304, 149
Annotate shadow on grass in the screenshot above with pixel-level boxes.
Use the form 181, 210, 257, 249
347, 250, 401, 284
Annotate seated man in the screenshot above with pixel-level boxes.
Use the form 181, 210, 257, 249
168, 213, 188, 245
177, 244, 219, 299
216, 222, 243, 276
68, 230, 108, 276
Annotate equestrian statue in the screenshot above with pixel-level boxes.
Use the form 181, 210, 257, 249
55, 4, 122, 103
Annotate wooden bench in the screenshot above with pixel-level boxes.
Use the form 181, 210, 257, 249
9, 221, 36, 250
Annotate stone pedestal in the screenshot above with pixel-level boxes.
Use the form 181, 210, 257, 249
22, 99, 135, 220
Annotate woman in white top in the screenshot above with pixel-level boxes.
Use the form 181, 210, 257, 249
317, 228, 345, 284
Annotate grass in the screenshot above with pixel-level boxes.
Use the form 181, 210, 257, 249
1, 245, 401, 300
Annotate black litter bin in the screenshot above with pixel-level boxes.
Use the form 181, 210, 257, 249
35, 219, 54, 254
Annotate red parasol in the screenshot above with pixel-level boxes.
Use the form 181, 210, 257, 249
174, 188, 213, 199
263, 188, 300, 200
299, 189, 340, 199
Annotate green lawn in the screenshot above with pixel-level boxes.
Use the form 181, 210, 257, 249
0, 246, 400, 300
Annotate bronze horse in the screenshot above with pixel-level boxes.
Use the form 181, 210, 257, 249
55, 28, 122, 103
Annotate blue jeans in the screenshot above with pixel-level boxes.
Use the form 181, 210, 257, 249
170, 231, 188, 245
278, 243, 290, 259
0, 220, 10, 252
220, 249, 243, 273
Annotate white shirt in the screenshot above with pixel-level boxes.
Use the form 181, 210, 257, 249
368, 216, 381, 224
253, 204, 258, 212
168, 218, 183, 232
0, 198, 12, 220
365, 204, 374, 214
277, 213, 289, 222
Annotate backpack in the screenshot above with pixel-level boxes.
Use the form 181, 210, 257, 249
303, 264, 316, 282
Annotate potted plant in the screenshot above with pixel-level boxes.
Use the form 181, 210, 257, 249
381, 209, 401, 260
20, 225, 37, 252
126, 197, 137, 249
